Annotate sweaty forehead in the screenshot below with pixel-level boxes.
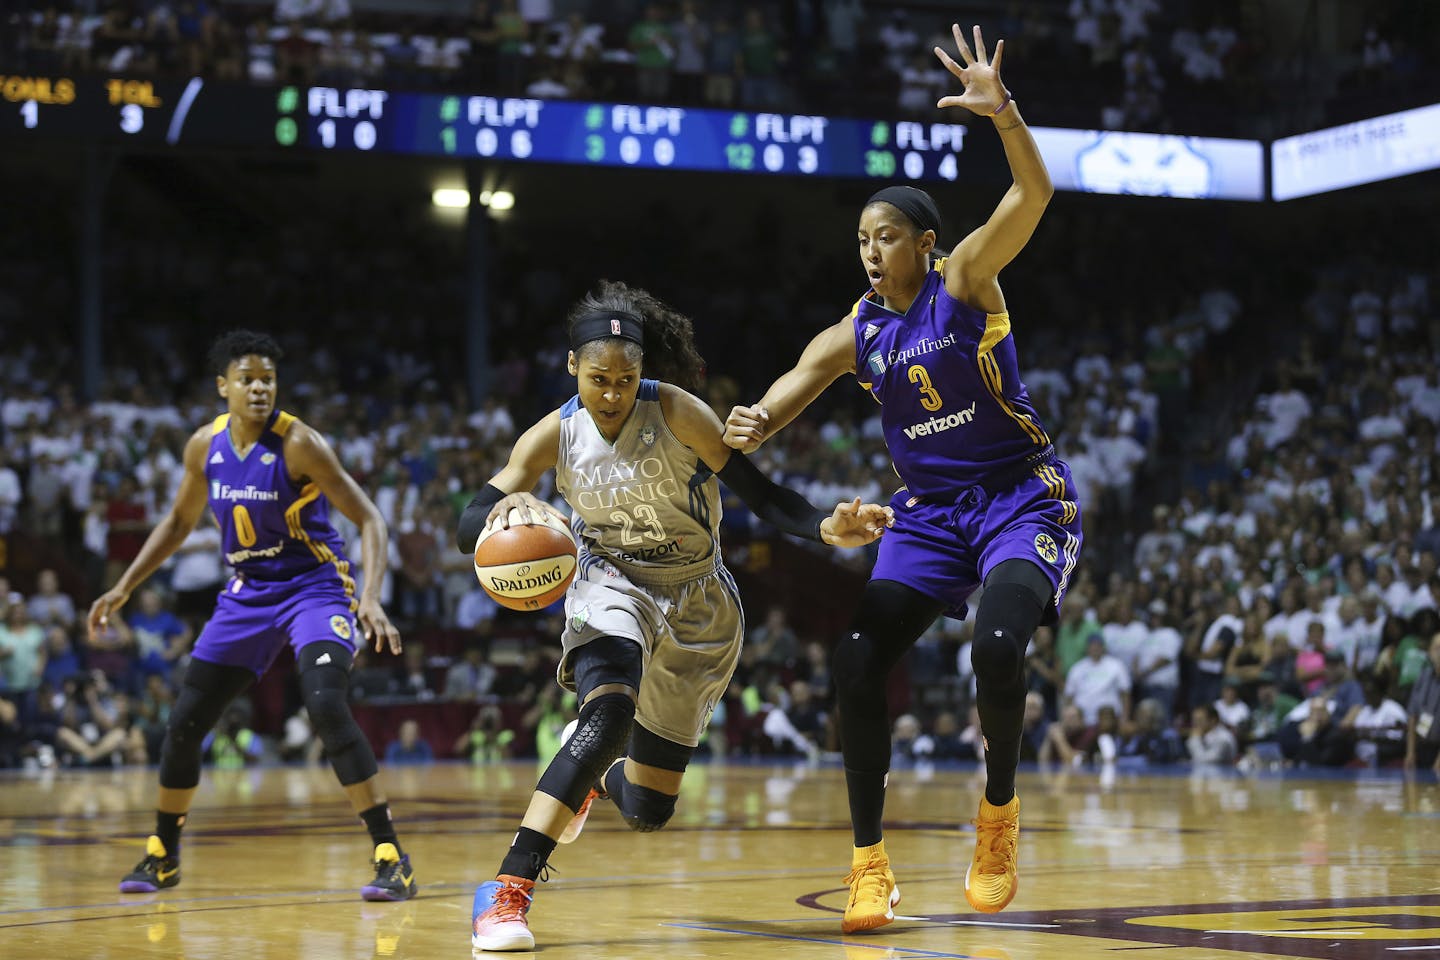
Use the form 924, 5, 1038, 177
577, 341, 641, 373
858, 203, 913, 233
229, 355, 276, 376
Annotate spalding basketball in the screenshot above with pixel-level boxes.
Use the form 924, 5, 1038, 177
473, 507, 578, 611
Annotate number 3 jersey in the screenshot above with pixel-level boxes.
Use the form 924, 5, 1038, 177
205, 410, 354, 585
853, 260, 1052, 499
554, 380, 722, 580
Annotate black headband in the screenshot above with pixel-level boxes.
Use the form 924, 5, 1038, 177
570, 310, 644, 350
866, 185, 942, 237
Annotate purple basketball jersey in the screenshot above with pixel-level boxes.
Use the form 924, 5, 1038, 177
853, 261, 1051, 498
206, 410, 354, 590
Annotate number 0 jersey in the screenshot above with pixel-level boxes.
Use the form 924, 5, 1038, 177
853, 260, 1052, 498
554, 380, 722, 581
205, 410, 354, 587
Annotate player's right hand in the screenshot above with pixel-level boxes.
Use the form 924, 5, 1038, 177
487, 492, 567, 529
723, 404, 769, 452
87, 587, 131, 644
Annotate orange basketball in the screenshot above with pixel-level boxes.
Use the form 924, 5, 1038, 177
472, 507, 578, 612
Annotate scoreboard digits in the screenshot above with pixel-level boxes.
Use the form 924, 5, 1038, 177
1, 74, 994, 186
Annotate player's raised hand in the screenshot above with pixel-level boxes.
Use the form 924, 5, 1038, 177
358, 595, 403, 655
820, 497, 895, 548
87, 587, 131, 644
934, 23, 1011, 116
723, 404, 770, 452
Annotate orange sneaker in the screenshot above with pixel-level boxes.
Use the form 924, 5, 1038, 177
965, 795, 1020, 913
841, 840, 901, 933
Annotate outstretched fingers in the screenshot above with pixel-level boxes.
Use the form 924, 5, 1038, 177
934, 44, 965, 79
951, 22, 975, 65
971, 24, 987, 64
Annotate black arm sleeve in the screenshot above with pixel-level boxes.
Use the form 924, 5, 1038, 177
456, 483, 508, 553
716, 454, 827, 543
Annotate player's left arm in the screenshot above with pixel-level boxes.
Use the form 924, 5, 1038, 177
660, 384, 891, 548
284, 422, 401, 656
932, 23, 1054, 313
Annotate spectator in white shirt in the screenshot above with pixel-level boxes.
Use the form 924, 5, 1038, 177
1344, 676, 1407, 766
1187, 703, 1237, 765
26, 569, 75, 630
0, 451, 20, 534
1134, 600, 1183, 717
1213, 679, 1251, 735
1065, 635, 1132, 725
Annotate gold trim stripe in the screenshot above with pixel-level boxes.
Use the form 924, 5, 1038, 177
978, 351, 1049, 445
284, 482, 358, 608
211, 414, 230, 436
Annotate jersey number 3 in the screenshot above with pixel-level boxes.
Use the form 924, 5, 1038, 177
908, 363, 943, 412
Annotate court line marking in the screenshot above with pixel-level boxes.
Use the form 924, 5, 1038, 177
661, 921, 993, 959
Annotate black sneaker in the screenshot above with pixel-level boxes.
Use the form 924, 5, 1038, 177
119, 835, 180, 893
361, 843, 417, 901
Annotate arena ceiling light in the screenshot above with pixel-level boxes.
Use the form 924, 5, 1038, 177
432, 188, 471, 208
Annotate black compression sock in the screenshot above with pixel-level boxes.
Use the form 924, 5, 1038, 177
359, 802, 401, 852
499, 827, 557, 881
983, 736, 1021, 806
156, 811, 186, 856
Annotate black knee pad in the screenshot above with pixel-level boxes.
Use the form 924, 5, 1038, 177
159, 659, 253, 790
572, 635, 644, 701
300, 648, 376, 786
628, 721, 694, 774
536, 692, 636, 810
620, 781, 677, 833
972, 562, 1049, 688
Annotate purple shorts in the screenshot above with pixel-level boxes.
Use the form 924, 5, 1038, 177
870, 459, 1083, 623
191, 565, 359, 676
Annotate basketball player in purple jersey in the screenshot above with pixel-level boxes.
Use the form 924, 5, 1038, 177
724, 24, 1079, 928
88, 331, 418, 901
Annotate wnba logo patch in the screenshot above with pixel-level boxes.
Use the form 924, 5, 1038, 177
1034, 533, 1059, 564
329, 615, 353, 640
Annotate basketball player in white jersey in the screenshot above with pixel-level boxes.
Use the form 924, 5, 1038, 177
456, 280, 892, 952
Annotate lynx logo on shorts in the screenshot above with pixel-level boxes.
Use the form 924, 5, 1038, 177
867, 351, 886, 376
640, 426, 656, 446
571, 604, 590, 632
261, 452, 276, 465
330, 614, 353, 640
1034, 533, 1059, 564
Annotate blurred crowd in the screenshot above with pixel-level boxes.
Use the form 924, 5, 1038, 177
3, 47, 1440, 774
3, 0, 1437, 137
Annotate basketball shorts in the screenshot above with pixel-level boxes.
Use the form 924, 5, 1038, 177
191, 564, 360, 676
559, 555, 744, 748
871, 458, 1083, 623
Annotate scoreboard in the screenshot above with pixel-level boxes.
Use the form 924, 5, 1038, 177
0, 73, 1267, 199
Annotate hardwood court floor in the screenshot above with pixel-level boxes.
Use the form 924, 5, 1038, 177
1, 760, 1437, 960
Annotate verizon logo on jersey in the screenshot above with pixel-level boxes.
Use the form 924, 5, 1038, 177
902, 402, 977, 439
